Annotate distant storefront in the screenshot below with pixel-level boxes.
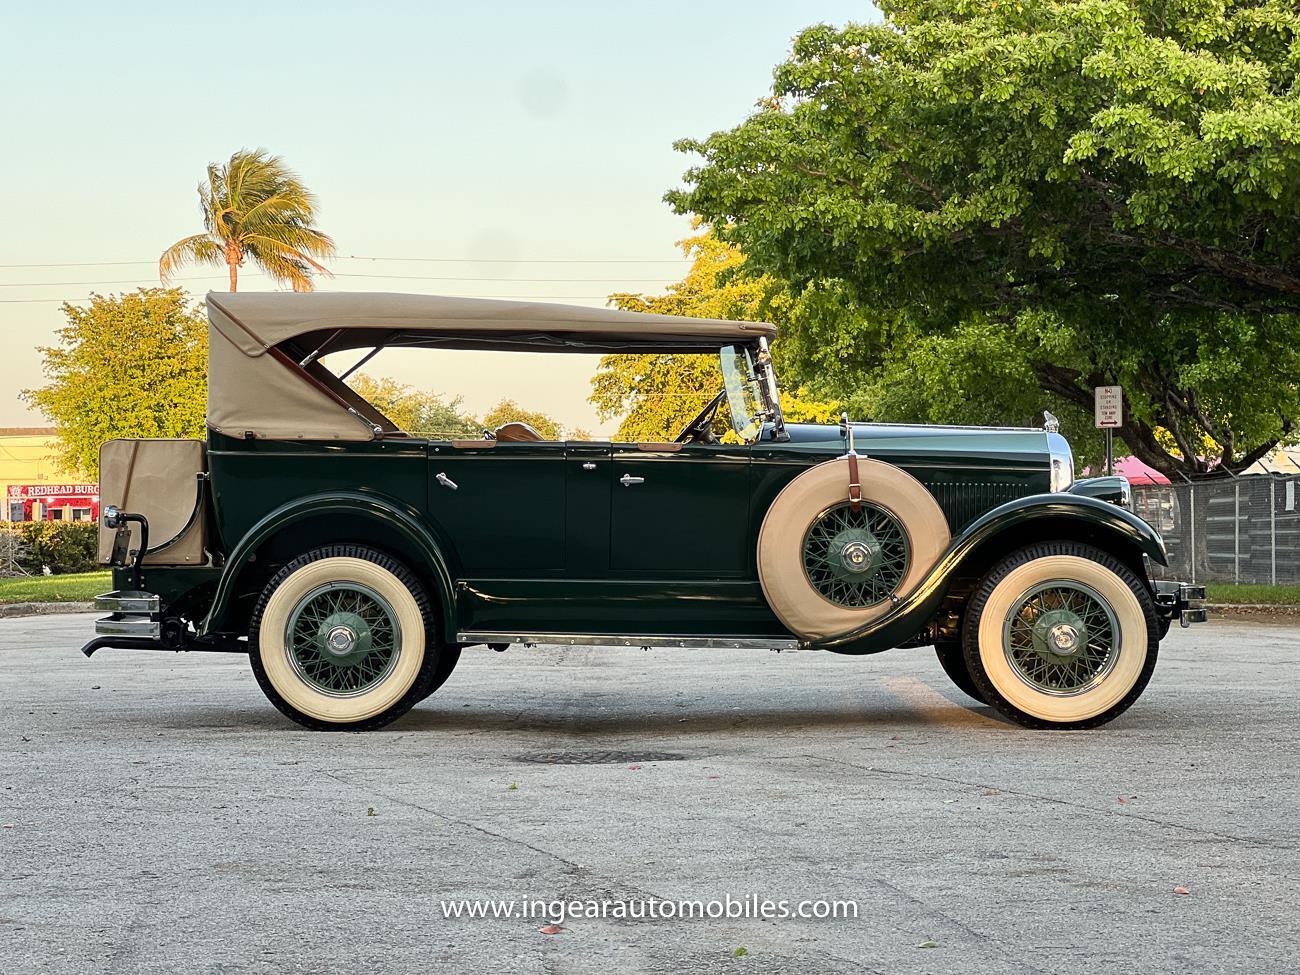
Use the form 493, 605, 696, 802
7, 483, 100, 522
0, 427, 99, 522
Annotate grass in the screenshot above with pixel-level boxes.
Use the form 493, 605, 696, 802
1204, 583, 1300, 606
0, 571, 111, 604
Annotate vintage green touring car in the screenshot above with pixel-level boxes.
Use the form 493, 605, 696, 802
83, 292, 1205, 730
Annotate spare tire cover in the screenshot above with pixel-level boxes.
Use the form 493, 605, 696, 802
757, 456, 951, 641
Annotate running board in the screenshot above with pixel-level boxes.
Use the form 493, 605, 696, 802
456, 631, 803, 651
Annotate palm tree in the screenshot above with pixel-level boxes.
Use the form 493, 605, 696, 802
160, 149, 336, 292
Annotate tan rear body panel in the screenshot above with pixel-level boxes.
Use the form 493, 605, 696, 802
97, 439, 207, 566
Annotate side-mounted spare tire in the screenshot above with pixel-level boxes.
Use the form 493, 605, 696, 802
758, 457, 951, 642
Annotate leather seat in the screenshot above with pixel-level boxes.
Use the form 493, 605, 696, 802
494, 421, 544, 443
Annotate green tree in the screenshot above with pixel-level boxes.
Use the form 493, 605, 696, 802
591, 229, 839, 442
159, 148, 335, 292
23, 289, 207, 476
482, 399, 563, 439
865, 319, 1108, 467
346, 374, 481, 439
669, 0, 1300, 476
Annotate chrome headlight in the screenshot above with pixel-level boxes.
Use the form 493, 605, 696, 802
1047, 432, 1074, 492
1115, 475, 1132, 509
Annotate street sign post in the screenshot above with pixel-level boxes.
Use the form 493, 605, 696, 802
1094, 385, 1122, 476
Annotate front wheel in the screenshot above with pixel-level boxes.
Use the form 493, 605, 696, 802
961, 542, 1159, 730
248, 545, 443, 731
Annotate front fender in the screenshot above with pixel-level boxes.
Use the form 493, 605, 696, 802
810, 492, 1167, 654
200, 491, 456, 639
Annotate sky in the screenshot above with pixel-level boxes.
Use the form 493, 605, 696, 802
0, 0, 874, 434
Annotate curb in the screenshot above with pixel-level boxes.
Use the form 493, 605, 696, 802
0, 602, 95, 618
1204, 603, 1300, 617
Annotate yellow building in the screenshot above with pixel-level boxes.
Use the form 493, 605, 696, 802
0, 427, 99, 522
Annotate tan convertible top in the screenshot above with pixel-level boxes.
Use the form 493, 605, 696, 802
206, 292, 777, 442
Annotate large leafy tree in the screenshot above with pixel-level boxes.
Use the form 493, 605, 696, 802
481, 399, 564, 440
159, 148, 335, 292
346, 374, 481, 439
23, 289, 207, 476
669, 0, 1300, 476
591, 229, 839, 442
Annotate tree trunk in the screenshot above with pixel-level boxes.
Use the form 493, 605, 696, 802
1031, 360, 1284, 479
224, 239, 241, 292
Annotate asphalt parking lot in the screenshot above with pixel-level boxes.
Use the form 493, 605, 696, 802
2, 613, 1296, 974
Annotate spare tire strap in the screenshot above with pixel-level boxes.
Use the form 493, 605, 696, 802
847, 453, 863, 512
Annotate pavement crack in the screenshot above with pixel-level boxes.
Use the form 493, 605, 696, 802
318, 768, 590, 872
801, 754, 1296, 851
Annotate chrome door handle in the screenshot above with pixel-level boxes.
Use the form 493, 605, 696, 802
582, 462, 597, 470
619, 474, 645, 487
435, 472, 458, 491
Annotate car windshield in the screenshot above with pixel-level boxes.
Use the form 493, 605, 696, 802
720, 344, 765, 442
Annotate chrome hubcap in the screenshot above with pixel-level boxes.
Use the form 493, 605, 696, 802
325, 625, 358, 655
1047, 622, 1081, 655
840, 539, 878, 574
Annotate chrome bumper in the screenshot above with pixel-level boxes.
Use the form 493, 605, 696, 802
93, 590, 161, 639
1154, 581, 1208, 627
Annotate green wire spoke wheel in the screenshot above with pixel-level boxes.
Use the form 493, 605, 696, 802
801, 501, 911, 608
1001, 580, 1120, 695
285, 581, 402, 697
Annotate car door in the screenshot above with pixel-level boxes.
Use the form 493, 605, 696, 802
607, 442, 752, 576
426, 439, 567, 573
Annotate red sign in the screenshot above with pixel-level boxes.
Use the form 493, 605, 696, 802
7, 483, 98, 499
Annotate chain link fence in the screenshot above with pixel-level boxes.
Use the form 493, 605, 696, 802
1132, 475, 1300, 585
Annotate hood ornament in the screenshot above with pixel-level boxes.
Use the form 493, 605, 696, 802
1043, 410, 1060, 433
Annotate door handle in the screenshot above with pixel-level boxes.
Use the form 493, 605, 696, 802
435, 472, 458, 491
619, 474, 645, 487
582, 462, 597, 470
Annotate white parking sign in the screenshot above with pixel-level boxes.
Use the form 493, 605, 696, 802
1095, 385, 1122, 429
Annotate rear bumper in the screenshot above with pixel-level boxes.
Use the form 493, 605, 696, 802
1153, 581, 1208, 627
80, 588, 242, 657
92, 590, 161, 641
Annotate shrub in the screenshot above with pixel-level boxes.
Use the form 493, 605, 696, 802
5, 521, 100, 575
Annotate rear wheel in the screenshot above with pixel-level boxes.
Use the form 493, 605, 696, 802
961, 542, 1159, 729
248, 545, 443, 731
418, 644, 462, 701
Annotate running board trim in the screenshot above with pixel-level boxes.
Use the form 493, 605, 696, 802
456, 631, 803, 651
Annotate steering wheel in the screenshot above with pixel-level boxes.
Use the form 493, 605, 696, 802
674, 390, 726, 445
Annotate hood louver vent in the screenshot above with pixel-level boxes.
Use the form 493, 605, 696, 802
923, 480, 1032, 532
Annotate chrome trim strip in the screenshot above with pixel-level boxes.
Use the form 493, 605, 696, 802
208, 450, 425, 459
457, 631, 803, 651
753, 458, 1046, 473
608, 455, 751, 465
94, 591, 160, 613
95, 617, 162, 639
841, 421, 1040, 432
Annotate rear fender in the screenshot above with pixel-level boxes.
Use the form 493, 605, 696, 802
200, 492, 456, 640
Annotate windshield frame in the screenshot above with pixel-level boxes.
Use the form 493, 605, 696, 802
719, 340, 787, 444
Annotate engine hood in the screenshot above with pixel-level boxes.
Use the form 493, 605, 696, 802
771, 422, 1060, 475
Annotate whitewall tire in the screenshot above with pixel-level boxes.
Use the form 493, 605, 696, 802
249, 545, 442, 731
961, 542, 1159, 729
758, 457, 951, 641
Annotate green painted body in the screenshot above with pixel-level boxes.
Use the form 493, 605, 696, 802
137, 421, 1167, 653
